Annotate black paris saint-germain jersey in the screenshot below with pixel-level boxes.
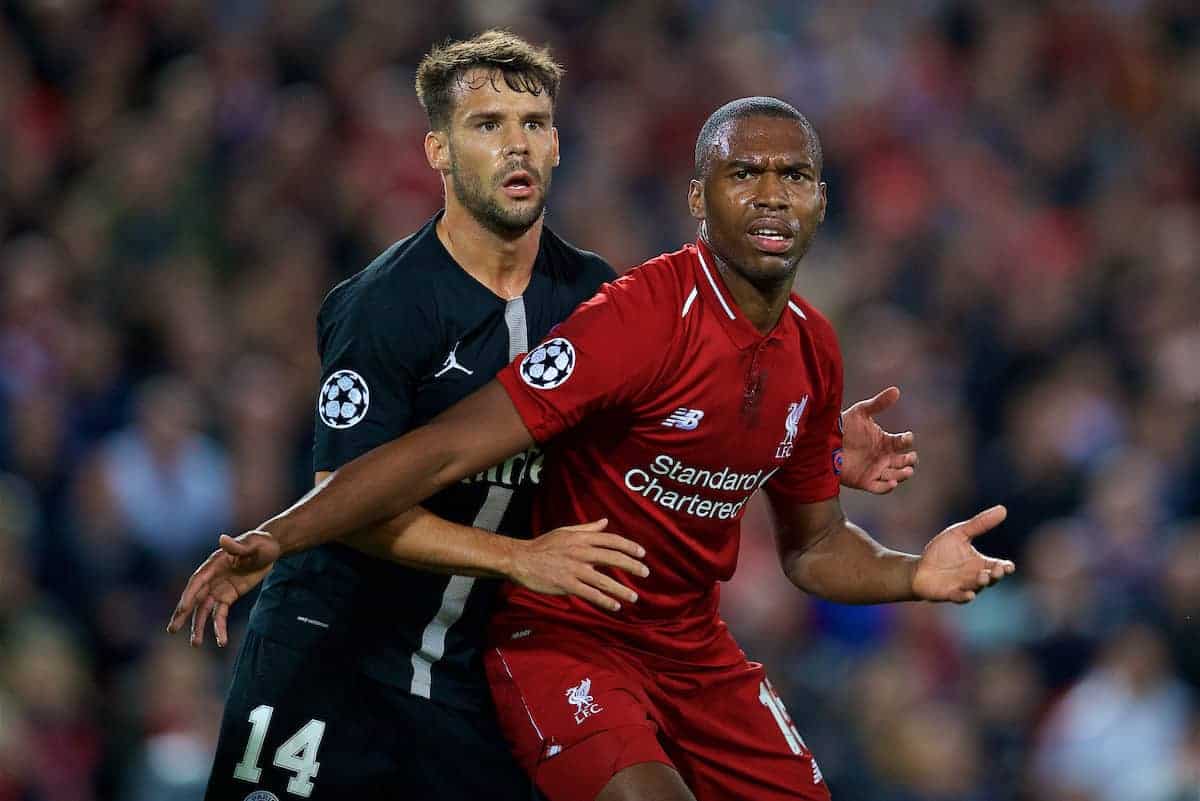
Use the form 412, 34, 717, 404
248, 212, 615, 711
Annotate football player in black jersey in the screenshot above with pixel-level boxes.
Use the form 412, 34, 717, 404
189, 31, 647, 801
172, 31, 918, 801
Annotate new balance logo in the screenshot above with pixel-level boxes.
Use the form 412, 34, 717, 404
434, 340, 473, 378
566, 677, 603, 725
662, 407, 705, 430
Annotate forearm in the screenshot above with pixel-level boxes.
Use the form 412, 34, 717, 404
783, 519, 919, 604
343, 506, 520, 579
260, 426, 462, 556
258, 382, 532, 557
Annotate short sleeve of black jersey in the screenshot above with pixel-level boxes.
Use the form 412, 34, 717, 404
312, 290, 425, 472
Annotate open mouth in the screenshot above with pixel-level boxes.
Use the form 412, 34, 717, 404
501, 171, 536, 199
746, 219, 795, 254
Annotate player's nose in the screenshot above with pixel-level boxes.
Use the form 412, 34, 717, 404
752, 172, 789, 210
501, 126, 530, 156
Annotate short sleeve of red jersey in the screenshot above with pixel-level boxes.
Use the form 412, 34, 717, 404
497, 265, 677, 443
765, 318, 845, 506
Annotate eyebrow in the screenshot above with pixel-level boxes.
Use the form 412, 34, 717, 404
726, 159, 815, 171
463, 109, 551, 122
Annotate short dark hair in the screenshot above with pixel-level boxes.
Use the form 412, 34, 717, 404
415, 30, 564, 131
693, 96, 823, 178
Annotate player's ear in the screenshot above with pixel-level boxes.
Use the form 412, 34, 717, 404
551, 126, 560, 167
425, 130, 451, 173
687, 179, 705, 221
818, 181, 827, 224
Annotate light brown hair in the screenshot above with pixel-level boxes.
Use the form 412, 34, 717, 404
415, 30, 564, 131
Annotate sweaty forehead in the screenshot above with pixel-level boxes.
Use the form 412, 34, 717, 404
450, 68, 552, 117
710, 116, 814, 165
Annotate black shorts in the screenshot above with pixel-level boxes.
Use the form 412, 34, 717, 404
204, 630, 536, 801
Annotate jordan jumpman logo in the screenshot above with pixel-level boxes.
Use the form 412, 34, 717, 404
435, 340, 474, 377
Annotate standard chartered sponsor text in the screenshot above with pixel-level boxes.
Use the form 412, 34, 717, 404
624, 454, 779, 520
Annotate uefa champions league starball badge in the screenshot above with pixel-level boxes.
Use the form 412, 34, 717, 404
520, 337, 576, 389
318, 369, 370, 428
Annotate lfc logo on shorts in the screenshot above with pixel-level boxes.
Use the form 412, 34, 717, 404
566, 677, 603, 725
775, 396, 809, 459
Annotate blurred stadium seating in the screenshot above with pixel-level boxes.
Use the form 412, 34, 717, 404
0, 1, 1197, 799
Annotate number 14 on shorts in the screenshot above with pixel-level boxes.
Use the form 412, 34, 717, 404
232, 705, 326, 798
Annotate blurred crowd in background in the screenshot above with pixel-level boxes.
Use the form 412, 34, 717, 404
0, 0, 1197, 799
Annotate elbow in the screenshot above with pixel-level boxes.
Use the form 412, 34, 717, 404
777, 520, 842, 595
780, 549, 816, 594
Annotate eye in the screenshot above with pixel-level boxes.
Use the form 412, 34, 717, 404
524, 120, 544, 131
734, 168, 751, 180
479, 120, 500, 132
785, 171, 809, 182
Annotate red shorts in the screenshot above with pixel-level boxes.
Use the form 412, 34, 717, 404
484, 621, 830, 801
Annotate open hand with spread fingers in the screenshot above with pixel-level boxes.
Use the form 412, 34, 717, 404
165, 531, 280, 647
508, 518, 648, 613
839, 386, 919, 494
912, 505, 1016, 603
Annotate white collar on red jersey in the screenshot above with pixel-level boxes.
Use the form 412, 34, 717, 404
694, 242, 809, 323
694, 246, 738, 321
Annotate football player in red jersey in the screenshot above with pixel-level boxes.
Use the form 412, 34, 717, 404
171, 98, 1013, 801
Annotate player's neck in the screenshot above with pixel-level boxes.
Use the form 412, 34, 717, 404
706, 249, 793, 335
438, 201, 540, 301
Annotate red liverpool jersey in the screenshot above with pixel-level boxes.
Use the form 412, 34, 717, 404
495, 240, 844, 650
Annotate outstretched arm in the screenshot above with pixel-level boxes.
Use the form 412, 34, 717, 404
171, 501, 648, 652
174, 497, 648, 647
768, 493, 1014, 605
168, 381, 638, 643
270, 380, 532, 555
335, 474, 644, 598
342, 510, 646, 611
